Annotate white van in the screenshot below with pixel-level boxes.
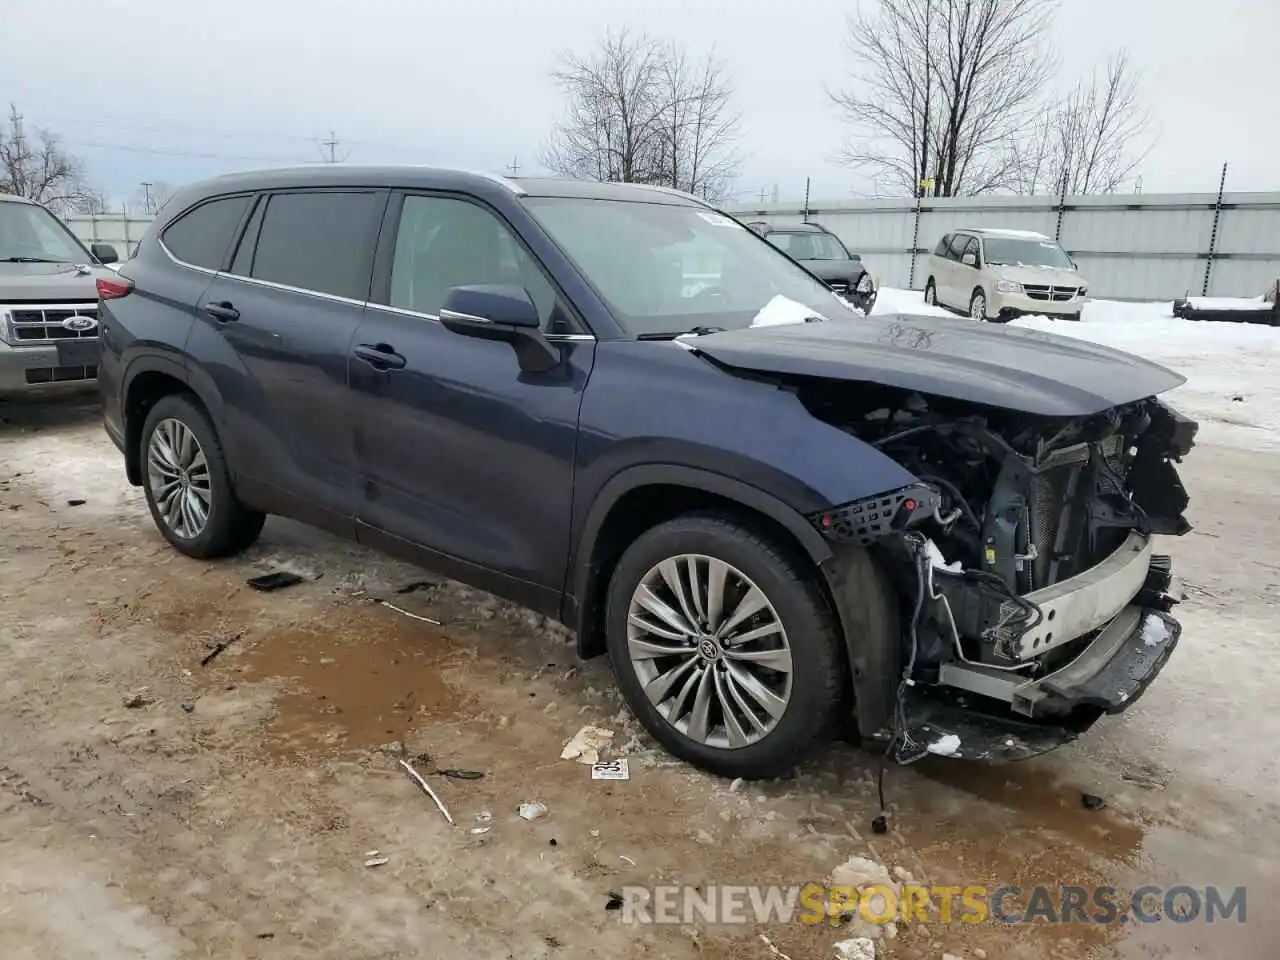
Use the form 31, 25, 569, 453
924, 228, 1088, 322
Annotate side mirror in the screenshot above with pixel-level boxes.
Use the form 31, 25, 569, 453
961, 251, 977, 268
91, 242, 119, 264
439, 284, 559, 373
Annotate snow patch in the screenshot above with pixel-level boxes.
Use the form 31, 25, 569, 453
926, 734, 962, 757
869, 286, 954, 319
750, 294, 828, 327
1141, 616, 1171, 647
1186, 296, 1272, 311
834, 937, 877, 960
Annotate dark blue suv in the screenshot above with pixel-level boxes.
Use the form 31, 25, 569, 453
99, 167, 1196, 778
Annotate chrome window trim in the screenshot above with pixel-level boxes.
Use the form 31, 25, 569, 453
217, 270, 369, 307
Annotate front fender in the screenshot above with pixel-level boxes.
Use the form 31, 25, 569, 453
567, 340, 918, 657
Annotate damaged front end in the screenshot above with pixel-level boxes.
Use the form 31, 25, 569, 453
808, 388, 1197, 762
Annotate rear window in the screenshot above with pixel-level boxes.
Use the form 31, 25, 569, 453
248, 191, 381, 300
161, 195, 252, 270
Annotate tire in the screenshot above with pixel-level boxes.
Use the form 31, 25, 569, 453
604, 514, 844, 780
139, 394, 265, 559
969, 288, 988, 322
924, 279, 938, 307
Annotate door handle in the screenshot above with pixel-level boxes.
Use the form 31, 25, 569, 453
205, 301, 240, 323
353, 342, 407, 370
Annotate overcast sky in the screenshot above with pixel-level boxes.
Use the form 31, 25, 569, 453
2, 0, 1275, 207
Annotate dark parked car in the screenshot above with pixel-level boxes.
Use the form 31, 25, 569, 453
746, 220, 877, 313
100, 167, 1194, 778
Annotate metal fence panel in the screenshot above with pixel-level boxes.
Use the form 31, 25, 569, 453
731, 191, 1280, 300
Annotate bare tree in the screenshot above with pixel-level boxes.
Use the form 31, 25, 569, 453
543, 30, 741, 201
830, 0, 1057, 197
1012, 51, 1149, 195
0, 103, 92, 213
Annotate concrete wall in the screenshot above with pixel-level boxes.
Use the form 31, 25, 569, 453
729, 192, 1280, 300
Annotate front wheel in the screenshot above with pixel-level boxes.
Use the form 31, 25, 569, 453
969, 289, 988, 322
604, 515, 845, 779
140, 394, 265, 559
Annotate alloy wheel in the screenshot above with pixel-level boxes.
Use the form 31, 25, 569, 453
626, 554, 793, 749
971, 294, 987, 321
146, 417, 212, 539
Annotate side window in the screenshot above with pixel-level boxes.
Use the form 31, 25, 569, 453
958, 236, 979, 266
250, 191, 381, 300
389, 195, 559, 328
934, 234, 952, 257
946, 234, 969, 261
161, 195, 251, 270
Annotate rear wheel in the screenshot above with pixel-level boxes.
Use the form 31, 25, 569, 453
969, 288, 988, 322
140, 394, 265, 559
605, 514, 844, 779
924, 279, 938, 306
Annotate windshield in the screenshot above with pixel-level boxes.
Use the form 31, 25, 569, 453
764, 230, 849, 261
981, 236, 1073, 269
0, 200, 90, 263
523, 197, 856, 337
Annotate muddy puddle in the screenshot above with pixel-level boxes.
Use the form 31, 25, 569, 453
231, 603, 474, 758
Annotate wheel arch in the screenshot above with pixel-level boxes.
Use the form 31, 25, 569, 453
122, 356, 224, 486
566, 465, 834, 661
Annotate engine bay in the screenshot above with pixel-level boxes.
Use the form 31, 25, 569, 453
798, 380, 1197, 721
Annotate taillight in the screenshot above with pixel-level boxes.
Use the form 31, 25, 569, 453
96, 276, 134, 300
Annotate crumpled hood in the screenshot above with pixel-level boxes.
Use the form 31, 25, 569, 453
691, 313, 1185, 416
0, 261, 104, 301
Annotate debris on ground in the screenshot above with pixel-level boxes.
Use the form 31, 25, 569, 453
469, 826, 491, 836
604, 892, 624, 911
833, 937, 876, 960
377, 600, 441, 625
381, 742, 405, 757
122, 693, 155, 709
619, 855, 636, 866
728, 778, 744, 793
199, 633, 242, 667
436, 768, 485, 780
398, 757, 454, 825
1121, 764, 1169, 790
590, 758, 629, 781
395, 580, 439, 595
245, 571, 305, 592
1081, 792, 1107, 811
560, 724, 615, 765
759, 933, 794, 959
827, 855, 897, 936
363, 851, 389, 868
519, 801, 548, 822
66, 498, 86, 507
180, 702, 195, 714
973, 950, 988, 959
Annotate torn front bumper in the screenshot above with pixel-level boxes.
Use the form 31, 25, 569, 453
901, 606, 1179, 761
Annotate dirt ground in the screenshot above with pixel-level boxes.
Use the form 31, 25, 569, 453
2, 393, 1277, 960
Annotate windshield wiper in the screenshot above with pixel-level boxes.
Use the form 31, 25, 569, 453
2, 256, 71, 263
637, 325, 728, 341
